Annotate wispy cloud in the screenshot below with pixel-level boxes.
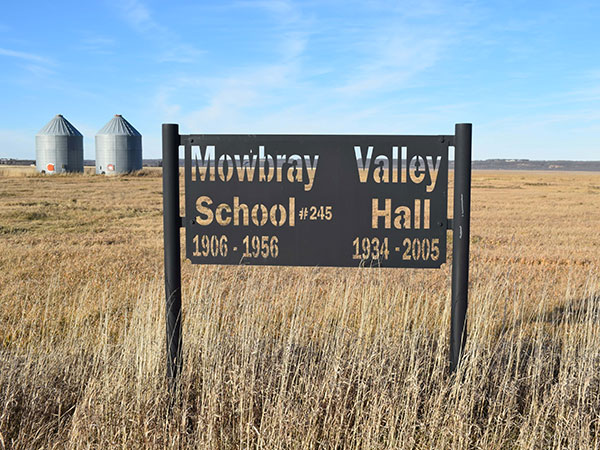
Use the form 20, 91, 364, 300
118, 0, 154, 32
112, 0, 203, 63
21, 64, 56, 77
0, 47, 57, 78
328, 1, 478, 96
336, 34, 449, 95
155, 59, 297, 127
0, 47, 53, 65
154, 1, 465, 133
151, 0, 312, 128
234, 0, 311, 59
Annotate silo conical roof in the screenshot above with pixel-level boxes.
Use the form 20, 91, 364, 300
37, 114, 82, 136
96, 115, 141, 136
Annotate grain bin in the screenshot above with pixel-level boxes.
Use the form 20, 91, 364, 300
35, 114, 84, 174
95, 115, 142, 174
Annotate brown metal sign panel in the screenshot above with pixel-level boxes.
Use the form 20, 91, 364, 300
184, 134, 449, 268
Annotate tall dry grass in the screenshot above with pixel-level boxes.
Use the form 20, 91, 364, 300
0, 169, 599, 448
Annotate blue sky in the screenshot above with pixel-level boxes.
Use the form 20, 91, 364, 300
0, 0, 599, 160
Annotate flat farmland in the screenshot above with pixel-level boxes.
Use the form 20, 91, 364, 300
1, 168, 599, 449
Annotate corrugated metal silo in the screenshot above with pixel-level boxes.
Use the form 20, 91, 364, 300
35, 114, 84, 174
95, 115, 142, 174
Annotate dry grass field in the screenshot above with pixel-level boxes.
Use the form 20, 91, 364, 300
1, 166, 599, 449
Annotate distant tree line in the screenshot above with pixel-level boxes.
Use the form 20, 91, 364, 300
0, 158, 36, 165
451, 159, 600, 171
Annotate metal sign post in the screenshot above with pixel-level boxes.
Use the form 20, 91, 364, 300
162, 124, 182, 387
450, 123, 472, 372
161, 124, 472, 386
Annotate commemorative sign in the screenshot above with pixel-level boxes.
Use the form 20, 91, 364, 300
184, 135, 448, 268
162, 124, 472, 386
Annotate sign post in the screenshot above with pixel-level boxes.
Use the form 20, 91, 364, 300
450, 123, 472, 372
162, 124, 182, 387
161, 124, 472, 386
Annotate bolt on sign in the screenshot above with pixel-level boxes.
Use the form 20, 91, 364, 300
162, 124, 472, 386
184, 135, 448, 268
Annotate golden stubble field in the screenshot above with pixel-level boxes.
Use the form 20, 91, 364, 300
0, 166, 599, 449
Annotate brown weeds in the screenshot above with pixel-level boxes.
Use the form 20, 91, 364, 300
0, 169, 599, 448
